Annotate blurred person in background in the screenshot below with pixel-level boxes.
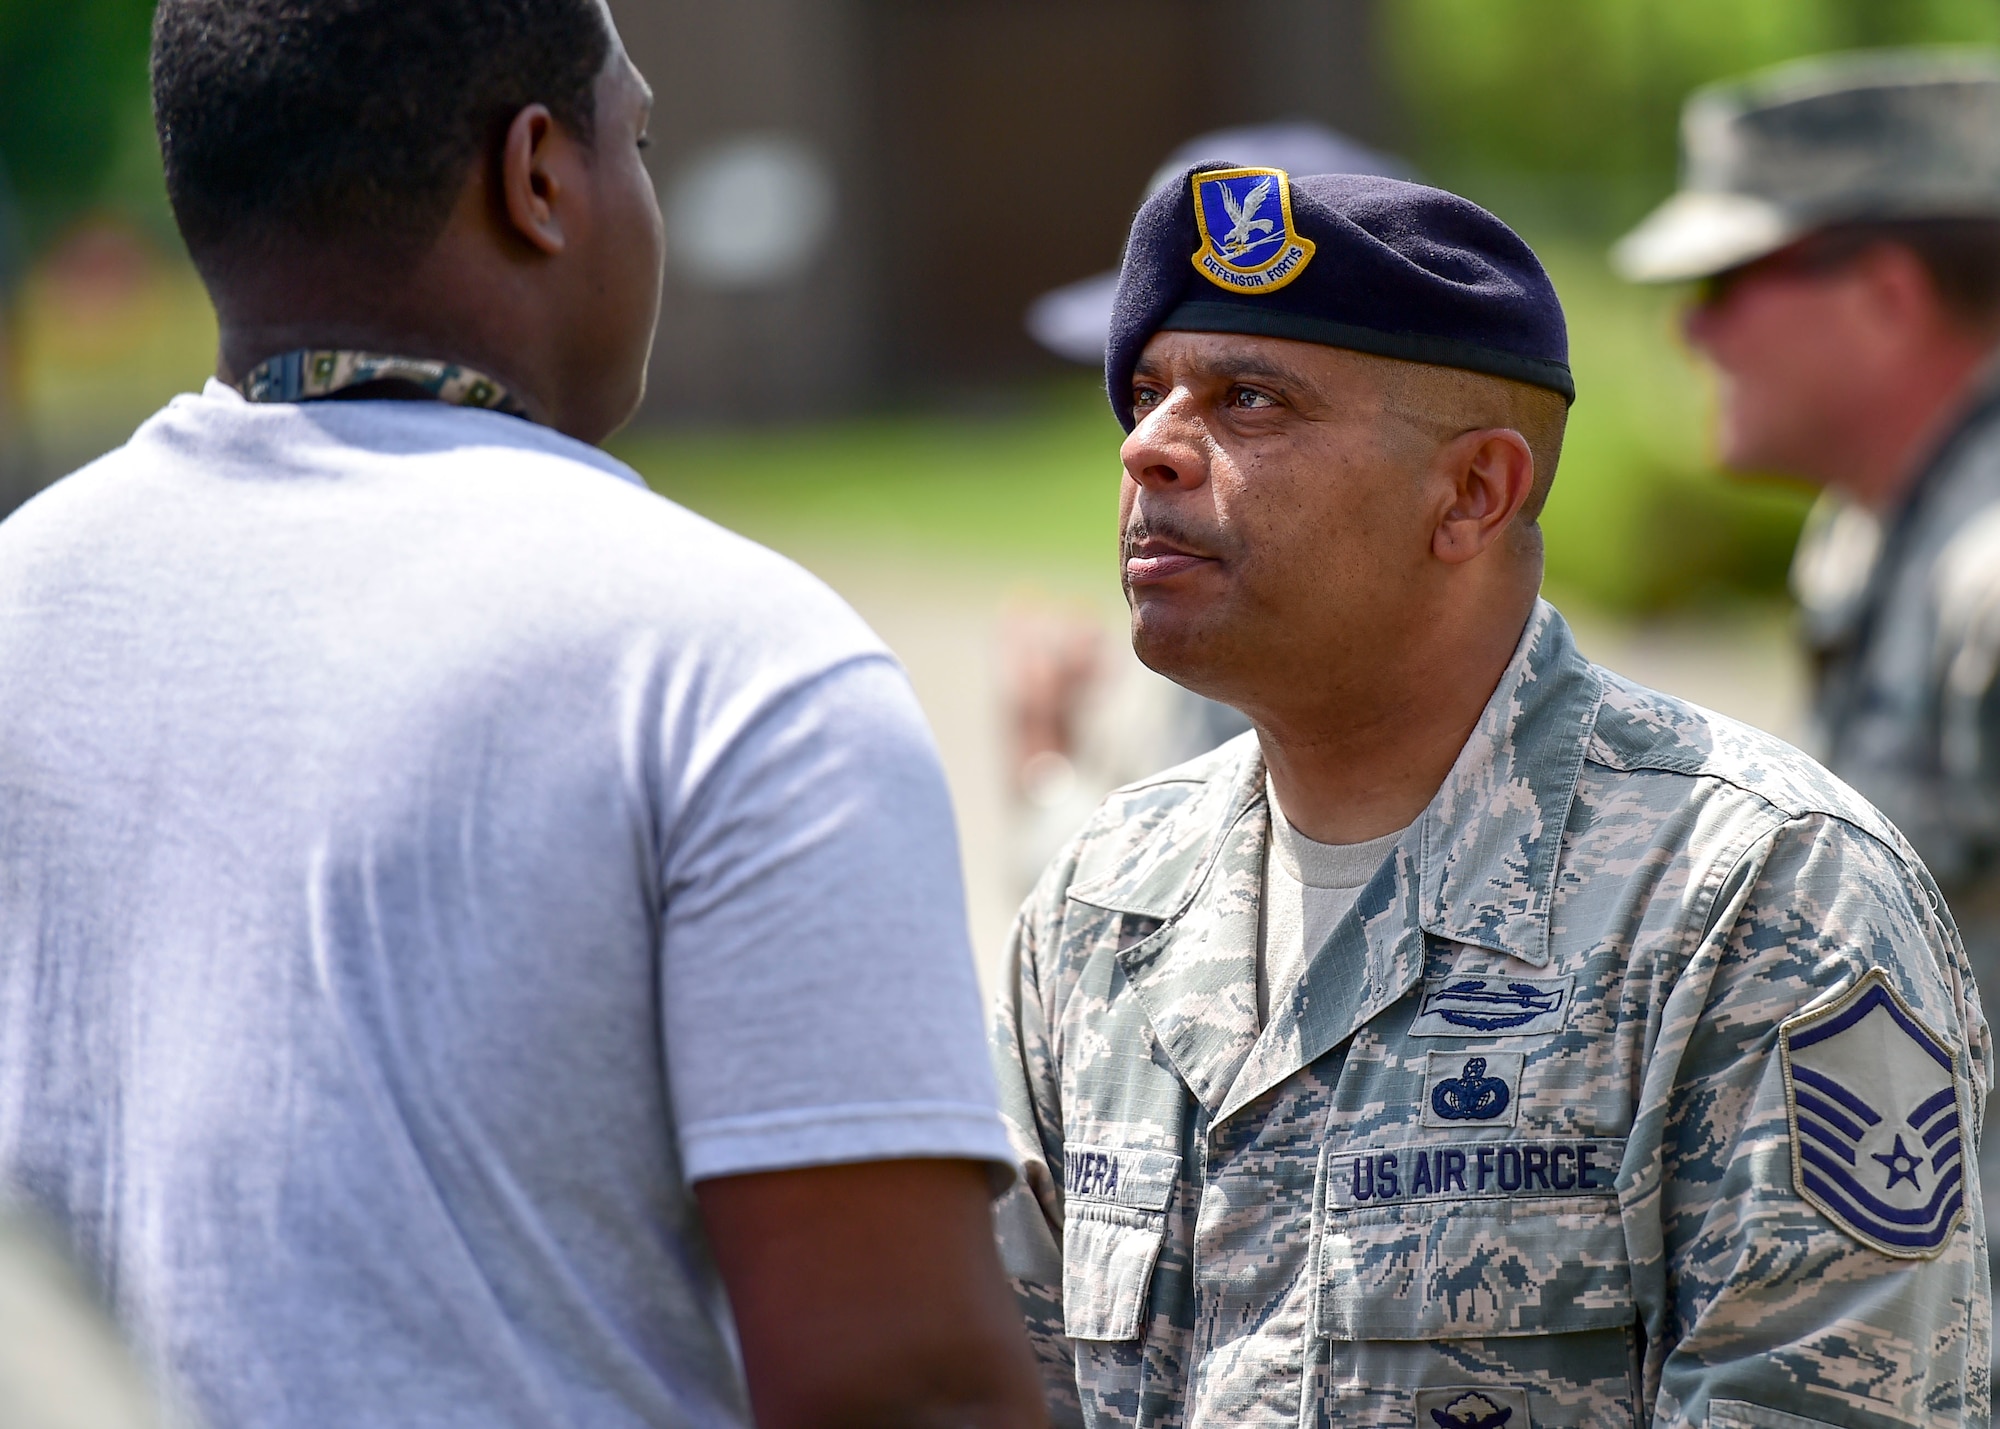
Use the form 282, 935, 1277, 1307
0, 1200, 177, 1429
1007, 124, 1410, 894
1616, 48, 2000, 1364
995, 162, 1988, 1427
0, 2, 1044, 1427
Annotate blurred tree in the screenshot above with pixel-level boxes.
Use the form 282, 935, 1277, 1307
1386, 0, 2000, 233
0, 0, 156, 247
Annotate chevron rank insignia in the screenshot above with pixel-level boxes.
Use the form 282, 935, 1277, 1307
1780, 967, 1968, 1259
1189, 167, 1315, 294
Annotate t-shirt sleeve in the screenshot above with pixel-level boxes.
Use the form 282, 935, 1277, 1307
657, 651, 1014, 1184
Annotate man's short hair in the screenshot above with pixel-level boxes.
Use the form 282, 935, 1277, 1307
1383, 361, 1569, 524
1813, 219, 2000, 332
153, 0, 610, 269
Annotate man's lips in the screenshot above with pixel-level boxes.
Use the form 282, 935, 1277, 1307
1123, 540, 1218, 584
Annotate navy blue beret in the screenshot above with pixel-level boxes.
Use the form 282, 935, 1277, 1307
1106, 166, 1574, 430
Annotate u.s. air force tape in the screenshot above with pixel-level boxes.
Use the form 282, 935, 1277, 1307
1326, 1138, 1620, 1210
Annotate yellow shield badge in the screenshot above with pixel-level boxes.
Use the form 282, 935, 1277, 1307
1189, 167, 1316, 294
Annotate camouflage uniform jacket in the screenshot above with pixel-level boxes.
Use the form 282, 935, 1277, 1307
992, 600, 1991, 1429
1794, 373, 2000, 968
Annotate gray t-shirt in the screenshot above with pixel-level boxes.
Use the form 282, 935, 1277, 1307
1258, 781, 1409, 1024
0, 385, 1010, 1427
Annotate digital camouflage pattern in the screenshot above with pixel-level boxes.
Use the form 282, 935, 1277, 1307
238, 349, 530, 418
993, 600, 1992, 1428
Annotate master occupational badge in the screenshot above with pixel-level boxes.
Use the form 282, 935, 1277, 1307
1780, 967, 1969, 1258
1189, 167, 1316, 294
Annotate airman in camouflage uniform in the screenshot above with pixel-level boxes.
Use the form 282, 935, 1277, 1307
996, 601, 1989, 1427
1617, 51, 2000, 1374
998, 162, 1991, 1427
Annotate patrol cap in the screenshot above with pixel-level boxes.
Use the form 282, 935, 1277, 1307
1614, 48, 2000, 283
1106, 167, 1573, 431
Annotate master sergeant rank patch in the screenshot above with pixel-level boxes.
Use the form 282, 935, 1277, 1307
1780, 967, 1968, 1259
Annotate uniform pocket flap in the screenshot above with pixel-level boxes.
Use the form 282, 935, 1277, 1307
1319, 1139, 1633, 1341
1063, 1202, 1168, 1342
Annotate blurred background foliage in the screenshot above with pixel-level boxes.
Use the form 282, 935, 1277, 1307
1383, 0, 2000, 610
1389, 0, 2000, 234
4, 0, 2000, 613
0, 0, 160, 251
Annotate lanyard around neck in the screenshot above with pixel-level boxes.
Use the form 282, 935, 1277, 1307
238, 349, 530, 419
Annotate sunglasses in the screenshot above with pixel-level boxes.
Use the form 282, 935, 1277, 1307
1691, 233, 1874, 309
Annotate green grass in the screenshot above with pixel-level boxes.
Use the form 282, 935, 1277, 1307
617, 238, 1814, 615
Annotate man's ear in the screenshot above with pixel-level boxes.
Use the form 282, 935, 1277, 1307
1854, 242, 1952, 349
1432, 428, 1536, 565
500, 104, 569, 256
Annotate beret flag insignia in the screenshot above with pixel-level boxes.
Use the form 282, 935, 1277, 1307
1780, 967, 1968, 1259
1189, 167, 1315, 295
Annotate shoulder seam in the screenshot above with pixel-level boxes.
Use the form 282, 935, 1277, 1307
1590, 754, 1919, 872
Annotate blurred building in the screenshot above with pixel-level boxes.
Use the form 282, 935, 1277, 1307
612, 0, 1387, 421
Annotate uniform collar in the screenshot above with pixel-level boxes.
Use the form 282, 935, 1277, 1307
1069, 601, 1599, 1118
1070, 599, 1600, 970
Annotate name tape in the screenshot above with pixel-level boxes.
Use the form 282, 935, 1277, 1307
1061, 1143, 1180, 1213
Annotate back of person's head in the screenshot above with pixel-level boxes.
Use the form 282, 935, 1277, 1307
152, 0, 610, 276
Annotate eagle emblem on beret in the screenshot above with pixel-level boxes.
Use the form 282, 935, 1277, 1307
1189, 167, 1316, 294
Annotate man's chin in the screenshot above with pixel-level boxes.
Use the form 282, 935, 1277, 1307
1711, 404, 1798, 478
1129, 606, 1232, 694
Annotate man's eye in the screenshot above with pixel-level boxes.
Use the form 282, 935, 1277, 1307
1133, 387, 1164, 409
1231, 387, 1276, 409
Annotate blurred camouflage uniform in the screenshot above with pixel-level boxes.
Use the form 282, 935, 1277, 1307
993, 601, 1990, 1427
1792, 384, 2000, 965
1616, 51, 2000, 1370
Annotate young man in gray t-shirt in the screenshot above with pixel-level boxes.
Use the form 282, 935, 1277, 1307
0, 3, 1044, 1425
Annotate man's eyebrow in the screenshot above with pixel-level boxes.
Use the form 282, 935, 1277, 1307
1133, 353, 1318, 391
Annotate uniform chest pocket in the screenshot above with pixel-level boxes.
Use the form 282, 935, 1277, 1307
1316, 1137, 1634, 1340
1060, 1143, 1181, 1342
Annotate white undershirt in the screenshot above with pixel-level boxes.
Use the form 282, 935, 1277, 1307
1258, 777, 1411, 1025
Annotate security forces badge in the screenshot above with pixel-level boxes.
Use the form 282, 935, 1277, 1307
1780, 967, 1969, 1259
1189, 167, 1316, 294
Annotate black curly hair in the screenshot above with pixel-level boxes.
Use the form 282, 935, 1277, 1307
152, 0, 610, 268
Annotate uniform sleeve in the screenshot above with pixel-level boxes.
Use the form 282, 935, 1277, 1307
1632, 814, 1991, 1428
991, 878, 1086, 1429
659, 654, 1013, 1183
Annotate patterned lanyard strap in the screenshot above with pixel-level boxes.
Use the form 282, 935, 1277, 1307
238, 349, 531, 419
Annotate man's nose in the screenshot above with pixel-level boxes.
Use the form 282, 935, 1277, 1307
1119, 396, 1210, 492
